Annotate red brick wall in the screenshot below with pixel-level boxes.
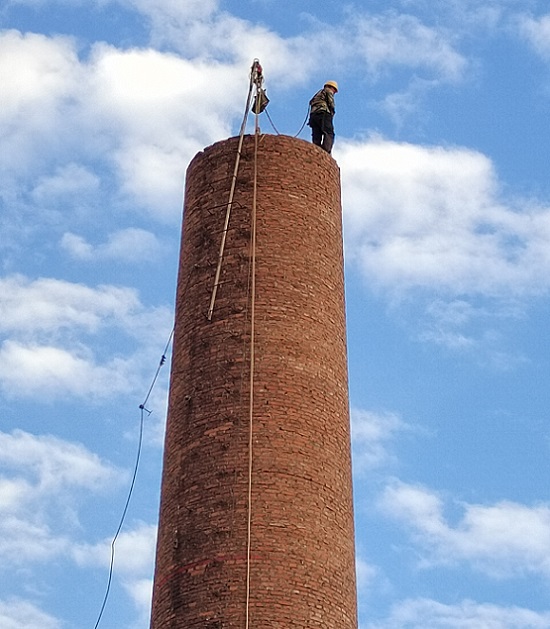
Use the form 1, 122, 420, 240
150, 134, 358, 629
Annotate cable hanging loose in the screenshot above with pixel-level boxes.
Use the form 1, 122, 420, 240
92, 326, 174, 629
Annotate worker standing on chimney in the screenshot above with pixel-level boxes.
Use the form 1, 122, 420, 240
308, 80, 338, 154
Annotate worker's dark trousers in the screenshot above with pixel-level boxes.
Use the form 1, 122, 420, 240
308, 112, 335, 154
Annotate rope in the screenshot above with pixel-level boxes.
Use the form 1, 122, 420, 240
293, 106, 311, 138
244, 89, 260, 629
264, 104, 310, 139
92, 328, 174, 628
264, 108, 280, 135
207, 61, 258, 321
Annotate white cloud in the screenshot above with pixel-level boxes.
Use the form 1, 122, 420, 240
73, 522, 156, 573
0, 31, 238, 222
367, 597, 550, 629
102, 228, 162, 262
0, 430, 122, 565
418, 299, 481, 350
378, 480, 550, 578
59, 233, 94, 259
0, 341, 131, 399
0, 275, 143, 336
122, 577, 153, 626
0, 31, 80, 175
31, 163, 100, 207
415, 297, 530, 369
78, 43, 248, 218
339, 138, 550, 298
0, 30, 77, 125
0, 516, 68, 565
0, 599, 61, 629
115, 0, 315, 85
0, 274, 172, 401
375, 76, 437, 129
1, 0, 478, 92
61, 228, 162, 263
86, 44, 234, 140
73, 522, 156, 624
0, 428, 155, 624
114, 143, 188, 216
140, 3, 469, 86
0, 429, 119, 493
351, 409, 410, 472
120, 0, 219, 24
518, 13, 550, 59
356, 556, 379, 592
0, 2, 474, 228
351, 12, 467, 82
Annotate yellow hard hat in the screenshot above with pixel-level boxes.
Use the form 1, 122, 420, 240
324, 80, 339, 93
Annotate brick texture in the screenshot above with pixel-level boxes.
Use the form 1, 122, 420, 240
150, 134, 358, 629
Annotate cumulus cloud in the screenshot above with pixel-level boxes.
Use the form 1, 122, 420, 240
419, 299, 490, 349
0, 430, 122, 565
0, 30, 240, 224
0, 0, 475, 233
338, 135, 550, 359
356, 556, 379, 592
415, 297, 530, 369
339, 138, 550, 297
0, 341, 134, 399
1, 0, 479, 91
0, 275, 172, 400
59, 233, 94, 259
31, 163, 100, 207
375, 76, 438, 129
73, 521, 156, 573
351, 409, 410, 472
350, 12, 467, 82
123, 577, 154, 625
298, 10, 469, 124
61, 228, 162, 263
0, 30, 77, 127
0, 599, 61, 629
73, 522, 157, 624
85, 44, 239, 215
0, 430, 120, 492
0, 516, 68, 566
124, 0, 219, 22
0, 275, 143, 336
378, 480, 550, 578
0, 429, 152, 624
517, 13, 550, 59
367, 597, 550, 629
94, 0, 473, 134
0, 31, 81, 178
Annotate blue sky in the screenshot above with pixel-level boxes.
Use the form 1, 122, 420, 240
3, 0, 550, 627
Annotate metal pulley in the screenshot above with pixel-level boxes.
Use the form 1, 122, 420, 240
250, 59, 269, 114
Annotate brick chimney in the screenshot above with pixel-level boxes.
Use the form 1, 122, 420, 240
150, 134, 358, 629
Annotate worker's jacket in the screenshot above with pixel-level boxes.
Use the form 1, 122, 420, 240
309, 88, 335, 116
